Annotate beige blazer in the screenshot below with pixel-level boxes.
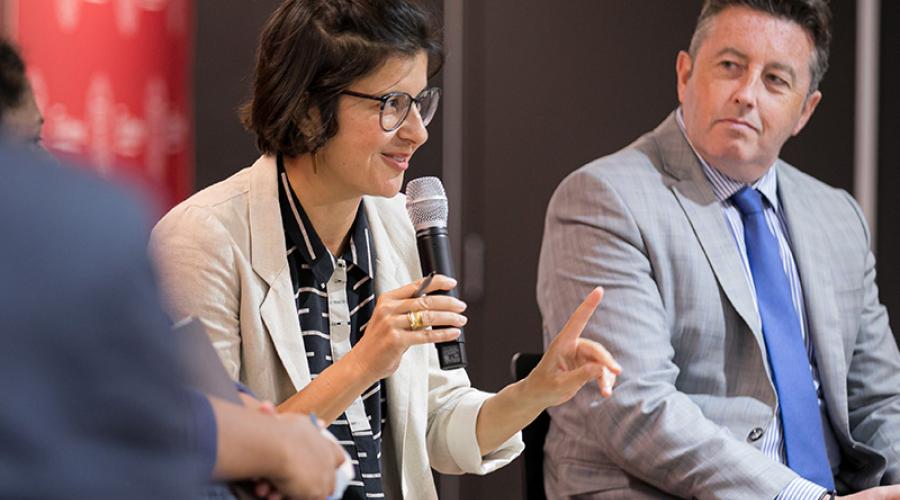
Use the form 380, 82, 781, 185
150, 155, 523, 499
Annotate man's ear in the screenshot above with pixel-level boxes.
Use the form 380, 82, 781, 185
792, 90, 822, 136
676, 50, 693, 105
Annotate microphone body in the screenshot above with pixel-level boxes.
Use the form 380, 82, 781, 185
415, 226, 466, 369
405, 176, 467, 370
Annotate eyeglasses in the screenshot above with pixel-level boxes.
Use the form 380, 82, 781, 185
340, 87, 441, 132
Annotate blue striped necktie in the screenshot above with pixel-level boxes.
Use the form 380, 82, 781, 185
731, 186, 834, 489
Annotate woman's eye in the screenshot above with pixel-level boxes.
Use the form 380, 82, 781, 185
385, 96, 404, 110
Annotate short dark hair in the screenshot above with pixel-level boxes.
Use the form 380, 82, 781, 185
0, 38, 28, 122
688, 0, 832, 93
241, 0, 443, 157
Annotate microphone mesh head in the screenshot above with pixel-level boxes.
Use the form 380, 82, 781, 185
405, 176, 448, 230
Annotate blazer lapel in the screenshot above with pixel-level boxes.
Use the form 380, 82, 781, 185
365, 196, 417, 493
653, 115, 764, 348
248, 156, 311, 391
777, 166, 849, 427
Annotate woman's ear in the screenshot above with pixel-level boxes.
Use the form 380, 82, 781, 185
300, 105, 322, 137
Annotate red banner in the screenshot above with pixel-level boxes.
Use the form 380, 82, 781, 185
5, 0, 193, 211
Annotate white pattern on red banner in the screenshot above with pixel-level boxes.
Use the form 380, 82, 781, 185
10, 0, 194, 212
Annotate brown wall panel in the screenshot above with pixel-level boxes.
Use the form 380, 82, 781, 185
878, 1, 900, 343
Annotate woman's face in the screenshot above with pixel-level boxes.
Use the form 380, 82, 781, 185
316, 51, 429, 200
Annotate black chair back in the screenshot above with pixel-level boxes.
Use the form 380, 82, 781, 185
510, 352, 549, 500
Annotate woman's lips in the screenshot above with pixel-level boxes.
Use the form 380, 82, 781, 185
381, 153, 410, 171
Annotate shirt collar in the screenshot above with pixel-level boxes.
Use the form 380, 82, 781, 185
276, 155, 376, 284
675, 107, 780, 211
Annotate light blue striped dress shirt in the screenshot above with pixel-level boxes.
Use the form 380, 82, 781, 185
676, 109, 837, 499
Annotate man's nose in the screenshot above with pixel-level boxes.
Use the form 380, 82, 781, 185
732, 71, 762, 109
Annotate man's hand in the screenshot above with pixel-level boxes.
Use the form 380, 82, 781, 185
266, 413, 345, 500
209, 397, 345, 500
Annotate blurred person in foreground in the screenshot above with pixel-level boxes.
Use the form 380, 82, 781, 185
0, 38, 42, 147
149, 1, 621, 498
538, 0, 900, 498
0, 38, 344, 500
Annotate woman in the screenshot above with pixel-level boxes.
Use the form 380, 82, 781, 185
150, 1, 620, 499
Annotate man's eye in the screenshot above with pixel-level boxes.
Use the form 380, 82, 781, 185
766, 74, 789, 87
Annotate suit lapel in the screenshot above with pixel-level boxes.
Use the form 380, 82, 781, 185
777, 166, 849, 425
248, 156, 311, 390
653, 115, 764, 346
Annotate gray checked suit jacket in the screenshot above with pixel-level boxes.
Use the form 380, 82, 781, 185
537, 112, 900, 499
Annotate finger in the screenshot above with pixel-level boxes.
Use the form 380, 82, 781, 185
550, 287, 604, 348
396, 294, 467, 314
409, 327, 462, 346
255, 481, 271, 497
333, 442, 346, 466
600, 366, 617, 398
396, 310, 467, 331
559, 362, 605, 393
383, 274, 458, 300
575, 338, 622, 373
257, 400, 277, 415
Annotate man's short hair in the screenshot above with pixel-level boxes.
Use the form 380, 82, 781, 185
240, 0, 443, 157
0, 38, 28, 122
688, 0, 832, 94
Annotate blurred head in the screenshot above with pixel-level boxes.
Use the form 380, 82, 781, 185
241, 0, 442, 157
0, 39, 43, 147
676, 0, 831, 183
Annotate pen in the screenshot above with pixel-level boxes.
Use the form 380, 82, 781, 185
413, 271, 436, 298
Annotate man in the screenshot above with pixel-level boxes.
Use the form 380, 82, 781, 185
0, 38, 42, 146
0, 38, 345, 499
0, 141, 346, 499
537, 1, 900, 498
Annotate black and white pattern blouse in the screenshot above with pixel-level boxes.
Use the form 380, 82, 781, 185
277, 155, 386, 500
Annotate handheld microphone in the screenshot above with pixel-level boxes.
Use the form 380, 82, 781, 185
405, 177, 466, 370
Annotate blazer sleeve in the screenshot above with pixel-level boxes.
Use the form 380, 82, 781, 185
537, 170, 797, 498
422, 344, 525, 475
149, 205, 245, 380
841, 191, 900, 485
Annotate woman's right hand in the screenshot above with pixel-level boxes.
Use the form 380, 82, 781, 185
346, 274, 467, 381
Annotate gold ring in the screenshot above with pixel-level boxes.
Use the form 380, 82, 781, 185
407, 310, 426, 330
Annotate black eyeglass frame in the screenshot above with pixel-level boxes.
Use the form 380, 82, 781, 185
340, 87, 441, 132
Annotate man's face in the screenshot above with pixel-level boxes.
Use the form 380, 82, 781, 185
2, 84, 43, 148
676, 6, 822, 183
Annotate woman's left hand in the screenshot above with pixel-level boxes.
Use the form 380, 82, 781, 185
523, 287, 621, 409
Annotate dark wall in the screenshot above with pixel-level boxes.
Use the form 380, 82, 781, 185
457, 1, 861, 498
194, 0, 280, 189
878, 2, 900, 345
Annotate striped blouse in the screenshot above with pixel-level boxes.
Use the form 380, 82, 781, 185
277, 155, 386, 500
